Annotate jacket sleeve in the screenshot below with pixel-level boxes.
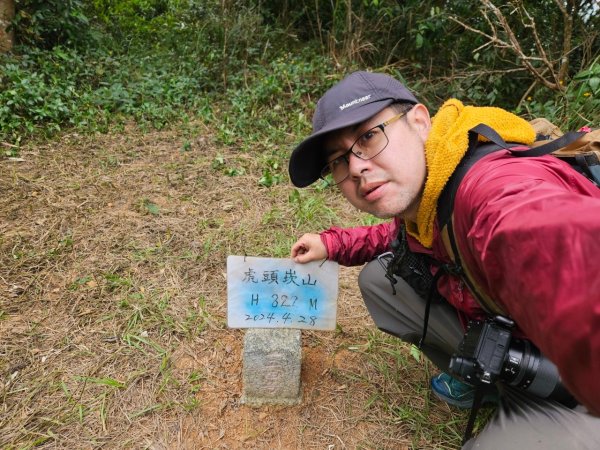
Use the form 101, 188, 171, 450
320, 220, 397, 266
453, 154, 600, 415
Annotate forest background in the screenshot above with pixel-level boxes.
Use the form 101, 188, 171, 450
0, 1, 599, 449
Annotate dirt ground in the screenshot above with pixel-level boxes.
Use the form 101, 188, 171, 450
0, 124, 467, 449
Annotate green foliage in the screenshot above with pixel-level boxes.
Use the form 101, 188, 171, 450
0, 47, 90, 142
0, 1, 334, 148
91, 0, 172, 35
514, 60, 600, 129
89, 0, 212, 47
566, 59, 600, 128
258, 0, 598, 114
214, 50, 332, 150
0, 44, 210, 143
288, 188, 339, 229
1, 0, 597, 149
259, 164, 284, 188
12, 0, 93, 49
141, 199, 160, 216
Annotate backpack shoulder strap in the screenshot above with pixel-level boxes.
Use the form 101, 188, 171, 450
511, 131, 586, 157
518, 129, 600, 185
437, 124, 512, 315
437, 124, 507, 230
440, 216, 508, 316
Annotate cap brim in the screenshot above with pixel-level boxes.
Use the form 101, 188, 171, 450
289, 99, 395, 187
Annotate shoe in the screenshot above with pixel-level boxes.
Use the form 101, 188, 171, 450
430, 372, 498, 409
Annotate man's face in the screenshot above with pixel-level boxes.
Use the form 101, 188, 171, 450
323, 105, 430, 221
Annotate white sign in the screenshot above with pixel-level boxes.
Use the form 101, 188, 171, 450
227, 256, 339, 331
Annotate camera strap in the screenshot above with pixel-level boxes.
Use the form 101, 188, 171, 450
377, 224, 449, 348
418, 267, 447, 348
463, 385, 490, 444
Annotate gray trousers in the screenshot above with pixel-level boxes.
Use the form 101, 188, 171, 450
358, 260, 600, 450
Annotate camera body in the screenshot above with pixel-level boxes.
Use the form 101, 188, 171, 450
449, 315, 576, 406
449, 315, 513, 386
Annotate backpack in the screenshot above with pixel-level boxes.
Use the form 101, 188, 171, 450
436, 121, 600, 315
433, 121, 599, 443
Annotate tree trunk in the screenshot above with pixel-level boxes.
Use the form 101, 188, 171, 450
0, 0, 15, 53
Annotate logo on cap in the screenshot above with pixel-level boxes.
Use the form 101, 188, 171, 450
339, 94, 371, 111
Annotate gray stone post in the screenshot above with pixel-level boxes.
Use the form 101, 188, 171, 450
241, 328, 302, 406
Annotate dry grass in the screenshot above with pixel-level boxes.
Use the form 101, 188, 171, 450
0, 122, 468, 449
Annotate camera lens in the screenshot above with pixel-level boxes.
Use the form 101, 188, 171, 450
449, 356, 478, 384
503, 338, 576, 405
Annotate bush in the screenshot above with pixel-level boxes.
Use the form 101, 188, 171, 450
12, 0, 93, 49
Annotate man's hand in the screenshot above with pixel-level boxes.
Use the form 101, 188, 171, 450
291, 233, 328, 263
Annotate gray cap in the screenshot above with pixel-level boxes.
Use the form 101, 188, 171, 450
289, 71, 418, 187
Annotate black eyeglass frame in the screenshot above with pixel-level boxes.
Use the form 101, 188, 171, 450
319, 110, 409, 185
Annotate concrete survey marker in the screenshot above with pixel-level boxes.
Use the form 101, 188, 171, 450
227, 256, 339, 406
241, 328, 302, 406
227, 256, 339, 331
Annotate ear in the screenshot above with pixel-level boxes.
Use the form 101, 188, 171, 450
407, 104, 431, 140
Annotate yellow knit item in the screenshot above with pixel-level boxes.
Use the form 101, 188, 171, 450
405, 99, 536, 248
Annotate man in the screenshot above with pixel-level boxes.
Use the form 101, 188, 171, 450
288, 71, 600, 448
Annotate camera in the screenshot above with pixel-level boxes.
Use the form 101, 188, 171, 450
449, 315, 577, 406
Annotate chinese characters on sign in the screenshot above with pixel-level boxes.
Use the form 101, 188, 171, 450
227, 256, 339, 331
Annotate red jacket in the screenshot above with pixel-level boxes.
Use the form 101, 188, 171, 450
320, 150, 600, 414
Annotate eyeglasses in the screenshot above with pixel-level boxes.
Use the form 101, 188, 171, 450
320, 111, 408, 185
